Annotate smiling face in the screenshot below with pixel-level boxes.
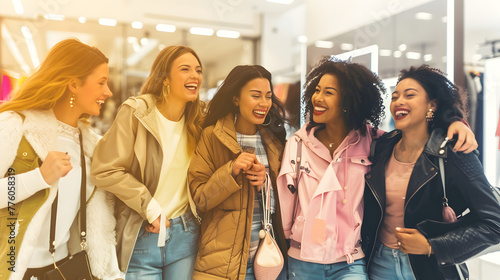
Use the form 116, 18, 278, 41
391, 78, 437, 132
73, 63, 112, 116
233, 77, 273, 134
164, 52, 203, 104
311, 73, 344, 125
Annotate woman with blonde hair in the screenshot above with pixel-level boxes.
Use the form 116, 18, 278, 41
91, 46, 204, 279
0, 38, 121, 280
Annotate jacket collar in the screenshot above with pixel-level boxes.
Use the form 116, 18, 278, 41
128, 94, 162, 149
20, 109, 99, 161
213, 113, 283, 159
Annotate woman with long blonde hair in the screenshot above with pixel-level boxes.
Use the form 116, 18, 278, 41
91, 46, 204, 279
0, 38, 121, 280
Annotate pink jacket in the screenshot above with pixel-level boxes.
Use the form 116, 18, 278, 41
277, 123, 383, 264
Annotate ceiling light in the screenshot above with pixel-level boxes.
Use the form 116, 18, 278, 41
398, 44, 407, 51
127, 37, 138, 43
315, 41, 334, 49
379, 49, 392, 56
442, 56, 447, 63
12, 0, 24, 14
442, 16, 447, 23
140, 37, 149, 45
216, 30, 240, 38
424, 54, 433, 62
190, 27, 214, 36
131, 21, 143, 29
406, 52, 421, 60
341, 43, 354, 51
2, 24, 30, 74
266, 0, 294, 4
78, 17, 86, 23
393, 51, 402, 58
21, 26, 40, 68
44, 14, 65, 21
415, 12, 433, 20
99, 18, 117, 27
156, 24, 176, 32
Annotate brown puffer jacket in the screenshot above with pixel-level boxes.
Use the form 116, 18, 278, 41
188, 113, 287, 280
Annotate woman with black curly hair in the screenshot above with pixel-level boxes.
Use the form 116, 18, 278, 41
276, 58, 476, 280
362, 65, 500, 280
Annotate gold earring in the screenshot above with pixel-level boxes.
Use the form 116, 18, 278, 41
426, 108, 434, 122
70, 95, 75, 109
167, 84, 170, 95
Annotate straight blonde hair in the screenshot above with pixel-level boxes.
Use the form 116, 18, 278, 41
0, 38, 108, 117
140, 46, 205, 152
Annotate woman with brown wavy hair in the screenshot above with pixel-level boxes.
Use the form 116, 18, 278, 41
91, 46, 205, 279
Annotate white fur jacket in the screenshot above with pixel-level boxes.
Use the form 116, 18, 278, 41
0, 110, 123, 280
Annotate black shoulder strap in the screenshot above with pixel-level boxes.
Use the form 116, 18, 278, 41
49, 130, 87, 255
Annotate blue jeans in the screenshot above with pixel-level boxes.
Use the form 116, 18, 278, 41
126, 211, 200, 280
288, 256, 368, 280
368, 241, 416, 280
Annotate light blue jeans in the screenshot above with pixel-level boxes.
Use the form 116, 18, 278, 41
288, 256, 368, 280
368, 241, 416, 280
125, 211, 200, 280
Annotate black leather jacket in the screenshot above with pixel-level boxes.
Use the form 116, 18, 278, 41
362, 129, 500, 280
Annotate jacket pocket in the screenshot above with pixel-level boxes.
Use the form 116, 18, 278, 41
291, 215, 305, 243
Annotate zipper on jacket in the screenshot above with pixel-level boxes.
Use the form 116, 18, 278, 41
403, 170, 438, 280
365, 179, 385, 268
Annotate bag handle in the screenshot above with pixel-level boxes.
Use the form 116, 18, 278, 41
49, 129, 87, 261
261, 173, 272, 234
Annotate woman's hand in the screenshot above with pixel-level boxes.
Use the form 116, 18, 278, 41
447, 121, 478, 153
232, 152, 257, 177
231, 152, 266, 191
145, 216, 171, 233
395, 227, 432, 255
39, 151, 73, 185
244, 161, 266, 191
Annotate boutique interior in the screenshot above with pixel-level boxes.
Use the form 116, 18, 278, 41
1, 0, 500, 277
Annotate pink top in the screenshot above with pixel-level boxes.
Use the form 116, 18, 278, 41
380, 148, 414, 249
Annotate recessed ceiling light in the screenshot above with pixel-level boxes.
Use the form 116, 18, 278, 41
78, 17, 86, 23
398, 44, 407, 52
424, 54, 433, 62
315, 41, 334, 49
406, 52, 421, 60
44, 14, 65, 21
393, 51, 402, 58
99, 18, 117, 26
131, 21, 143, 29
156, 24, 176, 32
216, 30, 240, 38
415, 12, 433, 20
190, 27, 214, 36
341, 43, 354, 51
297, 35, 308, 43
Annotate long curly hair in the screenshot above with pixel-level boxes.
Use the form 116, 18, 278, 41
303, 57, 386, 135
396, 65, 468, 132
203, 65, 287, 145
140, 45, 205, 152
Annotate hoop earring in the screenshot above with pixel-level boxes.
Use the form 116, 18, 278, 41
262, 114, 271, 126
70, 95, 75, 109
343, 108, 347, 113
426, 108, 434, 122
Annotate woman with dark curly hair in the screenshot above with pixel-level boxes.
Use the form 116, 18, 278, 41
188, 65, 288, 279
276, 58, 476, 280
362, 65, 500, 280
